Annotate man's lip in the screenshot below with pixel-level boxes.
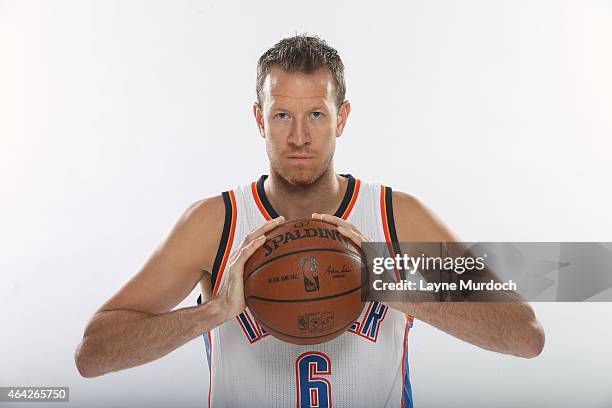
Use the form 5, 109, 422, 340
287, 155, 314, 159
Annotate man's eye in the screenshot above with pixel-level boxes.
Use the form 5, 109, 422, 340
274, 113, 289, 120
310, 112, 323, 119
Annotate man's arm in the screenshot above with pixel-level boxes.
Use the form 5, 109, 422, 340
314, 192, 545, 359
389, 191, 545, 358
74, 196, 225, 378
75, 295, 227, 378
74, 195, 282, 378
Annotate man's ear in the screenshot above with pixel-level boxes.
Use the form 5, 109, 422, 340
336, 100, 351, 137
253, 102, 265, 138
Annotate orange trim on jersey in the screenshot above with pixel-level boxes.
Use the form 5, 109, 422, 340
208, 192, 236, 405
339, 179, 361, 220
380, 186, 401, 282
381, 186, 415, 324
380, 186, 392, 242
212, 190, 237, 297
251, 181, 273, 221
252, 176, 359, 221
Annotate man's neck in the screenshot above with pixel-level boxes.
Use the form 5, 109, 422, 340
265, 168, 348, 220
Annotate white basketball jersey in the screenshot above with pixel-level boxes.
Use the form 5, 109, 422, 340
199, 175, 414, 408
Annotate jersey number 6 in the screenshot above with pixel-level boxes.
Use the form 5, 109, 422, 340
295, 351, 332, 408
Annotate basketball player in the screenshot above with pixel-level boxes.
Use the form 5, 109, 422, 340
75, 35, 545, 407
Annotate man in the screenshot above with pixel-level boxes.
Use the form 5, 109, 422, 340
75, 35, 545, 407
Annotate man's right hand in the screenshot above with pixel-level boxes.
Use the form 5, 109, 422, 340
215, 216, 285, 319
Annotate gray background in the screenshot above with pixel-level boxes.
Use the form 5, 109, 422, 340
1, 0, 611, 406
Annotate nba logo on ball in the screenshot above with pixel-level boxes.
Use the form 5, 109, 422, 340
301, 256, 320, 292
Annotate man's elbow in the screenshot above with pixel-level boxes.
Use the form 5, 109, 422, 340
74, 340, 103, 378
520, 320, 545, 359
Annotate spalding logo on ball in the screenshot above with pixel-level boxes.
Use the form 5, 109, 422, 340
243, 219, 366, 345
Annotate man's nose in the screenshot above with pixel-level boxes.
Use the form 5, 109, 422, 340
287, 119, 311, 147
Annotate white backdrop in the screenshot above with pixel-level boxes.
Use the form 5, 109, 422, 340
1, 0, 611, 407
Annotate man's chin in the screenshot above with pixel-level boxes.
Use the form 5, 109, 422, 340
280, 169, 323, 186
284, 174, 318, 186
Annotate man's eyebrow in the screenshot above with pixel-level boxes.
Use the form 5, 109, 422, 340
308, 106, 327, 111
269, 105, 328, 113
269, 105, 290, 112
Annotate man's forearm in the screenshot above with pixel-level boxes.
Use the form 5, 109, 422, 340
388, 301, 545, 358
75, 299, 227, 378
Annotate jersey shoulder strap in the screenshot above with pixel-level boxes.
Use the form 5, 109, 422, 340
197, 190, 237, 304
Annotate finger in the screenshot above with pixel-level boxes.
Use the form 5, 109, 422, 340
312, 213, 356, 230
236, 235, 267, 266
243, 216, 285, 246
337, 226, 366, 246
228, 250, 239, 264
230, 217, 284, 266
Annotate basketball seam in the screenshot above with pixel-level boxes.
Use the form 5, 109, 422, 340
246, 285, 363, 303
244, 247, 363, 282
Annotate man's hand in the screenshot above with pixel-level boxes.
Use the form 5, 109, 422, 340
215, 216, 285, 320
311, 213, 370, 246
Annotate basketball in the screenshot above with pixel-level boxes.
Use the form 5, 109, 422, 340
243, 218, 366, 345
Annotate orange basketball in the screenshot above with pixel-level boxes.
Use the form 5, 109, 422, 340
243, 218, 365, 345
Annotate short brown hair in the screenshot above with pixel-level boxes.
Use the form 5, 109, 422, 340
256, 35, 346, 110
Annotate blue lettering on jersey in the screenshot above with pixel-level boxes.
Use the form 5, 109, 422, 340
239, 303, 389, 345
296, 352, 332, 408
358, 301, 388, 342
347, 301, 388, 342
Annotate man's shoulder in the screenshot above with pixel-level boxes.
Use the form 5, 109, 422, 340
390, 190, 428, 231
390, 190, 459, 242
173, 195, 226, 248
181, 195, 225, 227
390, 190, 423, 215
172, 195, 227, 275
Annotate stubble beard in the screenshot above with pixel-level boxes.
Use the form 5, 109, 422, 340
270, 149, 335, 187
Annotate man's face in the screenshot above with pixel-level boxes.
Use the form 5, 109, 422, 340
254, 66, 350, 185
